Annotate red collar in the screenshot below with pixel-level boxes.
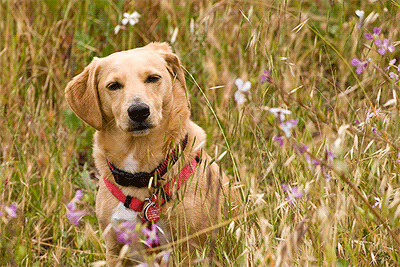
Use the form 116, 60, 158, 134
103, 154, 200, 223
107, 134, 189, 188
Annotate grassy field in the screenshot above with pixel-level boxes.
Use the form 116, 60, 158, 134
1, 0, 400, 266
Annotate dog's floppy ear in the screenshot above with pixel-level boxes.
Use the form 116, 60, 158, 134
146, 42, 187, 90
65, 57, 104, 130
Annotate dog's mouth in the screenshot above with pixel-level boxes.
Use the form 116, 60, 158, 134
127, 121, 154, 133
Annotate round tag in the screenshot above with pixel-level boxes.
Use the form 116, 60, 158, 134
143, 202, 161, 222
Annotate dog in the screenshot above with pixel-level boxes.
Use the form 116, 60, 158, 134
65, 42, 238, 266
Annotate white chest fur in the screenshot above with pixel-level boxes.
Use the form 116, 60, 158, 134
121, 153, 139, 173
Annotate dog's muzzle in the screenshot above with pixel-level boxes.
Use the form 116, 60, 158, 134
127, 103, 153, 132
127, 103, 150, 123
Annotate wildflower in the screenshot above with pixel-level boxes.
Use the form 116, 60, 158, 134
142, 223, 159, 248
161, 251, 171, 265
114, 221, 138, 245
66, 189, 88, 226
374, 38, 395, 55
281, 184, 303, 205
114, 11, 141, 35
234, 78, 251, 105
351, 58, 370, 74
66, 210, 87, 226
294, 143, 308, 154
280, 119, 298, 137
0, 203, 17, 223
269, 108, 291, 122
365, 108, 383, 123
364, 27, 381, 40
114, 25, 121, 34
260, 70, 272, 84
274, 136, 284, 146
355, 119, 364, 130
385, 58, 396, 70
308, 156, 320, 166
327, 149, 336, 162
372, 197, 382, 209
389, 71, 399, 82
355, 10, 364, 28
5, 203, 17, 218
121, 12, 141, 26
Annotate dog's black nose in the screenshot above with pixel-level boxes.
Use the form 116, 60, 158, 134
127, 103, 150, 122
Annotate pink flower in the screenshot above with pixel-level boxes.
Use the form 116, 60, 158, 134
364, 27, 381, 40
142, 223, 159, 248
385, 58, 397, 70
281, 184, 304, 205
274, 136, 284, 146
114, 221, 138, 245
351, 58, 370, 74
66, 189, 88, 226
374, 38, 395, 55
260, 70, 272, 84
66, 210, 87, 226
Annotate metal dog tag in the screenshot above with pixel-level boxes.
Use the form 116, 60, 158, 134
143, 200, 161, 223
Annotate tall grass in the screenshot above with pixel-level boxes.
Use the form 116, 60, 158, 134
1, 0, 400, 266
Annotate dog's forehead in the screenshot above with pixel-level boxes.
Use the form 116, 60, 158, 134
100, 49, 166, 71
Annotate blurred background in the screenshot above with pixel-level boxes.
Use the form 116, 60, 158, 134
1, 0, 400, 266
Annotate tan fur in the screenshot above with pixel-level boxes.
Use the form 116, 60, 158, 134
65, 43, 237, 266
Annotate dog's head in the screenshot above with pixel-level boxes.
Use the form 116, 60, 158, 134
65, 42, 189, 136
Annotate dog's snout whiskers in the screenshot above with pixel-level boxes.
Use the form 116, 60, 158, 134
127, 103, 150, 122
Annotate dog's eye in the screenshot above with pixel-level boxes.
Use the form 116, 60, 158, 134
106, 82, 123, 91
145, 75, 161, 83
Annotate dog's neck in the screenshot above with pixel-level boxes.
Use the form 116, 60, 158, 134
95, 126, 187, 172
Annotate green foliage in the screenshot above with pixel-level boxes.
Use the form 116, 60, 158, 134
1, 0, 400, 266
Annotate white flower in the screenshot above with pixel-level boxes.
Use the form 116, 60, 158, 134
372, 197, 382, 209
121, 11, 141, 26
114, 25, 121, 35
355, 10, 364, 19
269, 107, 292, 121
234, 78, 251, 105
280, 119, 298, 137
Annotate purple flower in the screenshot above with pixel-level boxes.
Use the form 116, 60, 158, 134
385, 58, 397, 70
280, 119, 298, 137
374, 38, 395, 55
364, 27, 381, 40
260, 70, 272, 84
114, 221, 138, 245
371, 127, 379, 135
66, 201, 76, 211
351, 58, 370, 74
74, 189, 84, 201
281, 184, 304, 205
389, 71, 399, 82
274, 136, 284, 146
6, 203, 17, 218
0, 203, 17, 222
281, 183, 289, 191
294, 143, 308, 154
66, 210, 87, 226
366, 108, 383, 123
161, 251, 171, 264
327, 150, 336, 162
66, 189, 88, 226
142, 223, 159, 248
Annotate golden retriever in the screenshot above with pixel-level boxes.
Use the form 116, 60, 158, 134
65, 42, 237, 266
